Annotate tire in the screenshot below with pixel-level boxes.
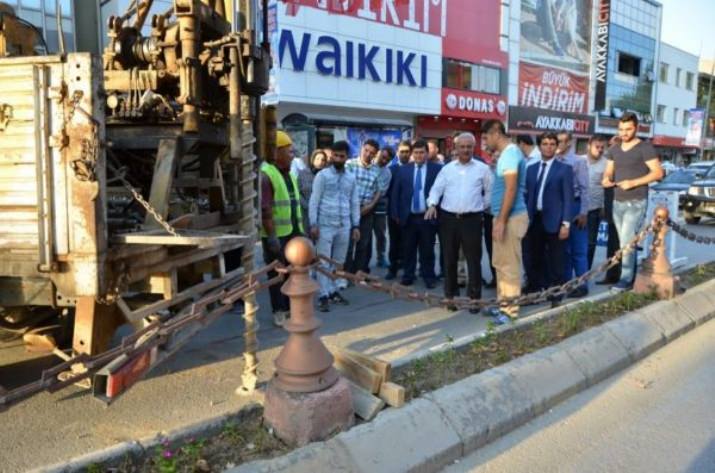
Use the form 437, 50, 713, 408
684, 213, 701, 225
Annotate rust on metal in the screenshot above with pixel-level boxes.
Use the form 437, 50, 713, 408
634, 206, 678, 299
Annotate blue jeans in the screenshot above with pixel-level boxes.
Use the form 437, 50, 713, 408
564, 200, 589, 287
612, 199, 647, 285
316, 224, 351, 298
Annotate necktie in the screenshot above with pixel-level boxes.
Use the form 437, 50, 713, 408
536, 162, 546, 192
413, 165, 423, 213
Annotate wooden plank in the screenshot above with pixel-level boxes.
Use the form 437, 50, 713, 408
144, 137, 181, 229
378, 382, 405, 408
111, 232, 248, 247
333, 350, 382, 394
337, 348, 392, 382
347, 380, 385, 421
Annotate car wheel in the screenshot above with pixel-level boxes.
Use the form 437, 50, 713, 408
684, 213, 701, 225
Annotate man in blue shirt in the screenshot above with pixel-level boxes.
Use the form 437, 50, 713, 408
482, 120, 529, 324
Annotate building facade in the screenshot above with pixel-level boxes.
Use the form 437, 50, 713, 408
592, 0, 662, 137
507, 0, 596, 145
697, 60, 715, 160
0, 0, 76, 52
652, 43, 699, 164
267, 0, 507, 159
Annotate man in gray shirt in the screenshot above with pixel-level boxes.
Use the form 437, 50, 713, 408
557, 131, 590, 296
602, 113, 664, 291
309, 141, 361, 312
584, 135, 608, 270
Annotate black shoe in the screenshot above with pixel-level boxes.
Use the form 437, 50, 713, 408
318, 297, 330, 312
447, 304, 458, 312
469, 308, 480, 314
485, 279, 497, 289
385, 271, 397, 280
425, 280, 437, 289
329, 292, 349, 305
567, 287, 589, 298
595, 278, 618, 286
400, 278, 414, 286
549, 297, 562, 309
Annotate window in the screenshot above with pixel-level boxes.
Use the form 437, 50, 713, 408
443, 59, 501, 95
683, 110, 689, 127
686, 72, 694, 90
673, 107, 679, 126
617, 52, 641, 77
675, 68, 682, 87
659, 62, 669, 83
657, 105, 666, 123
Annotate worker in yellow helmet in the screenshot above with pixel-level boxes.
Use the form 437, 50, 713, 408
261, 130, 304, 326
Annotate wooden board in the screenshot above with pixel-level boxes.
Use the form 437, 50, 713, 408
338, 348, 391, 382
333, 351, 382, 394
378, 382, 405, 408
347, 381, 385, 421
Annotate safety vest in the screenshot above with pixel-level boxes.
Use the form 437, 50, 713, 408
261, 162, 303, 237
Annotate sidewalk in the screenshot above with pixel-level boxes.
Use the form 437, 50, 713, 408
0, 228, 710, 472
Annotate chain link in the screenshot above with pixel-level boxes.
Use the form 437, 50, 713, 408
107, 163, 180, 237
666, 219, 715, 245
317, 222, 656, 311
0, 262, 286, 412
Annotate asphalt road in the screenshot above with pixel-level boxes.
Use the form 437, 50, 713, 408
441, 316, 715, 473
1, 219, 714, 472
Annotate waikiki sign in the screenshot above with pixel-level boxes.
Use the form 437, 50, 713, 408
279, 29, 429, 87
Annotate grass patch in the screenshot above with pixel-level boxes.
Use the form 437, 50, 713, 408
392, 289, 660, 400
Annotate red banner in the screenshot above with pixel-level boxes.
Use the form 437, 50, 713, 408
518, 62, 589, 114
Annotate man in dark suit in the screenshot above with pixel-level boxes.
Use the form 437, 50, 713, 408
525, 132, 574, 306
385, 140, 412, 280
390, 140, 442, 288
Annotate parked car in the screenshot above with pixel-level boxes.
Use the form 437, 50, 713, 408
685, 161, 715, 179
682, 164, 715, 224
651, 170, 696, 208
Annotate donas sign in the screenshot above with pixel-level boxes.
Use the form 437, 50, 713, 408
442, 88, 506, 119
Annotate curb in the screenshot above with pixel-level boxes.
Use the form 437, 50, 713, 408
227, 278, 715, 473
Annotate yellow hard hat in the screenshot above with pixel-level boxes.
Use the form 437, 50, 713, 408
276, 130, 293, 148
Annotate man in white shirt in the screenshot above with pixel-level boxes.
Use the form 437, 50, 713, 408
425, 133, 492, 312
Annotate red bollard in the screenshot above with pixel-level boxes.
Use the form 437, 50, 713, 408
263, 237, 353, 446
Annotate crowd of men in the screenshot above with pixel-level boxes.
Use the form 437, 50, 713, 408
260, 112, 664, 327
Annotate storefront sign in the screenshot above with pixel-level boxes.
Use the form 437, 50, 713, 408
519, 63, 589, 114
508, 106, 595, 134
594, 0, 611, 110
685, 108, 705, 147
279, 29, 428, 87
442, 88, 506, 119
282, 0, 448, 37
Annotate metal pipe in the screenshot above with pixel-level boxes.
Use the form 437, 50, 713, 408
56, 0, 65, 56
178, 12, 200, 132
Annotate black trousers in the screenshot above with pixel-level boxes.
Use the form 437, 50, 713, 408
525, 213, 566, 294
483, 212, 496, 282
388, 217, 403, 274
402, 214, 437, 282
603, 188, 622, 281
439, 211, 483, 299
345, 211, 374, 274
586, 208, 602, 270
261, 231, 300, 313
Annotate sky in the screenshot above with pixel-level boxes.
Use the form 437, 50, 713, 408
659, 0, 715, 60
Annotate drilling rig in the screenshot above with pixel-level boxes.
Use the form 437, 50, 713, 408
0, 0, 273, 405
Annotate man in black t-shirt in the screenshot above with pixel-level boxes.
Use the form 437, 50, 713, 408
602, 113, 664, 291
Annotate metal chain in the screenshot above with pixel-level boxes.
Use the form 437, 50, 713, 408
107, 163, 180, 237
666, 219, 715, 245
0, 261, 286, 412
317, 222, 656, 311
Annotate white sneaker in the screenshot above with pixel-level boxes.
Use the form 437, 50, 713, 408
272, 311, 288, 327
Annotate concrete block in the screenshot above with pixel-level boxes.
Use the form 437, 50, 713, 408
603, 311, 666, 361
336, 397, 462, 473
425, 366, 534, 453
226, 439, 358, 473
674, 285, 715, 325
636, 300, 695, 341
558, 326, 630, 385
502, 345, 588, 416
263, 377, 354, 447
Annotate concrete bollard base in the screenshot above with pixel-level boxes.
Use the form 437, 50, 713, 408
264, 376, 354, 447
634, 271, 677, 299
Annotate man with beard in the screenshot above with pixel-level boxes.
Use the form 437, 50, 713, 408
310, 141, 361, 312
602, 112, 664, 291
